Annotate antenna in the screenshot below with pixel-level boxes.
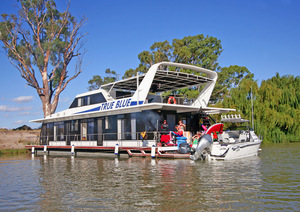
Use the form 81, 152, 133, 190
251, 87, 254, 130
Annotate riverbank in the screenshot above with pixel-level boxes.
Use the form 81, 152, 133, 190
0, 129, 40, 152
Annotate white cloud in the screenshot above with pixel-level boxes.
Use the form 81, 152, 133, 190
12, 96, 34, 103
18, 111, 40, 116
13, 120, 28, 125
59, 97, 70, 103
0, 105, 32, 112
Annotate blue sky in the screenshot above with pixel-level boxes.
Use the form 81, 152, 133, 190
0, 0, 299, 129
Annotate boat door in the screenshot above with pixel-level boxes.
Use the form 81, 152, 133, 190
167, 114, 176, 131
117, 118, 125, 140
53, 125, 57, 141
41, 124, 47, 145
117, 114, 133, 140
131, 115, 136, 140
81, 121, 87, 140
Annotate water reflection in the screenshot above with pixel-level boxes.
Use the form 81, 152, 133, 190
0, 143, 299, 211
33, 155, 264, 211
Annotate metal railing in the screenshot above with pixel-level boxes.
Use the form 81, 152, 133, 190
38, 131, 160, 146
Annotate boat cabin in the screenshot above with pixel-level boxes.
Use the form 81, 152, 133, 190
32, 62, 233, 147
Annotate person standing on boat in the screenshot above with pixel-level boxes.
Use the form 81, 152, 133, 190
178, 120, 186, 131
192, 131, 203, 148
141, 131, 149, 147
161, 120, 169, 131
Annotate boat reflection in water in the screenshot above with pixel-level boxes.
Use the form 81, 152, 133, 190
1, 144, 299, 211
36, 155, 263, 211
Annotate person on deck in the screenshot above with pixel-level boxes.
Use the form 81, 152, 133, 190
161, 120, 168, 131
178, 120, 186, 132
173, 125, 184, 137
192, 131, 203, 147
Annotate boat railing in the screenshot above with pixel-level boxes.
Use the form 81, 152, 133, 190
38, 131, 160, 146
145, 95, 193, 105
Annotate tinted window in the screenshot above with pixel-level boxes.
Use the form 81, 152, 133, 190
69, 98, 78, 108
69, 93, 106, 108
90, 93, 106, 104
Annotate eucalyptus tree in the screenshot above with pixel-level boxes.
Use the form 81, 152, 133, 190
122, 40, 172, 79
0, 0, 87, 117
122, 35, 223, 100
172, 34, 222, 70
123, 35, 222, 79
212, 65, 254, 102
88, 68, 118, 91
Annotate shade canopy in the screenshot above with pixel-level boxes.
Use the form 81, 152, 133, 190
101, 69, 212, 93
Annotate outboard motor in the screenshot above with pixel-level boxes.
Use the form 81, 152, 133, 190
190, 134, 213, 161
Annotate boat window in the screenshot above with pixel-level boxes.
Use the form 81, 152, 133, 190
82, 96, 90, 106
54, 122, 64, 141
71, 120, 78, 132
69, 93, 107, 108
87, 119, 95, 140
46, 123, 54, 141
116, 91, 133, 99
69, 98, 78, 108
131, 116, 136, 140
90, 93, 106, 104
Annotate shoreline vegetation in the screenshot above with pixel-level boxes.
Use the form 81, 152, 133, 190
0, 149, 29, 156
0, 129, 40, 156
213, 74, 299, 143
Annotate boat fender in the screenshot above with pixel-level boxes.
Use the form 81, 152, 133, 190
114, 144, 119, 155
168, 96, 176, 104
71, 144, 75, 155
151, 145, 156, 158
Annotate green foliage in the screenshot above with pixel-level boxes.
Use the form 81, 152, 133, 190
0, 0, 87, 117
123, 35, 222, 79
122, 40, 172, 79
220, 74, 300, 143
0, 149, 29, 156
123, 35, 223, 99
213, 65, 254, 102
88, 68, 118, 90
172, 34, 222, 70
13, 125, 32, 130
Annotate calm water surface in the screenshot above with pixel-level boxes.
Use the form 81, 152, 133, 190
0, 143, 299, 211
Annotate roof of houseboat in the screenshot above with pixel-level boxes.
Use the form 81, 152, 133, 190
31, 62, 235, 123
101, 69, 213, 93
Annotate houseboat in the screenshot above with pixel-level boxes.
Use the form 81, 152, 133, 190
28, 62, 262, 160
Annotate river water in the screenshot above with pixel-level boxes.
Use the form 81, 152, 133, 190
0, 143, 299, 211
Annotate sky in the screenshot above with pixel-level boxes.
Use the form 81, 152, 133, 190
0, 0, 299, 129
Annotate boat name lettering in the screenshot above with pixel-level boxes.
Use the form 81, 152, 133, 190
99, 98, 132, 111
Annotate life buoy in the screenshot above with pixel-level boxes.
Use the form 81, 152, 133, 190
168, 96, 176, 104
